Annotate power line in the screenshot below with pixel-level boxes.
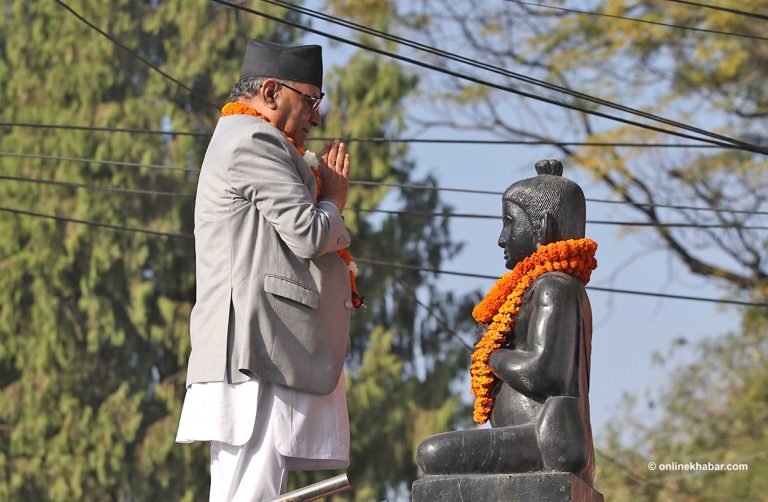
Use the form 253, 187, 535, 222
316, 139, 729, 148
364, 183, 768, 217
255, 0, 757, 152
3, 155, 767, 217
0, 121, 737, 149
355, 258, 768, 307
586, 219, 768, 230
1, 205, 764, 306
352, 181, 768, 216
666, 0, 768, 22
0, 175, 195, 199
507, 0, 768, 41
0, 121, 210, 137
356, 207, 768, 230
53, 0, 218, 110
388, 275, 474, 353
212, 0, 766, 155
4, 173, 766, 229
0, 206, 191, 239
0, 152, 196, 173
248, 0, 765, 155
584, 198, 768, 217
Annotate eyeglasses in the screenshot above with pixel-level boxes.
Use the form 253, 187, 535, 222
279, 82, 324, 112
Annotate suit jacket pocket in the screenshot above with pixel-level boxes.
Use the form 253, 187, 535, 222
264, 274, 320, 309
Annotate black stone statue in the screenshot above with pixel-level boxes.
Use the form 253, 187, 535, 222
414, 160, 598, 497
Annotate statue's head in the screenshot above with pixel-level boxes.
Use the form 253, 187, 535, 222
499, 160, 586, 269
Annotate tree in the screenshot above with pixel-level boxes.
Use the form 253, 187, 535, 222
594, 306, 768, 500
0, 1, 472, 499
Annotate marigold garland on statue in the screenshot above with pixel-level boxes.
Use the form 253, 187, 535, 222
470, 238, 597, 424
221, 102, 363, 308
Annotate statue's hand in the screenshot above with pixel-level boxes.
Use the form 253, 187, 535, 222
488, 349, 506, 375
487, 348, 523, 386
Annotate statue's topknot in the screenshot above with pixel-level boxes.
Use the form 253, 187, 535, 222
534, 159, 564, 176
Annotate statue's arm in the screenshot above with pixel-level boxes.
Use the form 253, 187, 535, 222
488, 274, 579, 397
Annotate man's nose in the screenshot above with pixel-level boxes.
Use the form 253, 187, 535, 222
310, 108, 321, 127
498, 233, 506, 248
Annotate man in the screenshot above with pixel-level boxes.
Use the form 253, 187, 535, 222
176, 39, 354, 501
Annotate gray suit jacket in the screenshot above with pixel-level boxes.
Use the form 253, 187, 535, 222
186, 114, 352, 395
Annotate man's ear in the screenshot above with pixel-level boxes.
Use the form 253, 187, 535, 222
538, 212, 557, 246
261, 79, 280, 110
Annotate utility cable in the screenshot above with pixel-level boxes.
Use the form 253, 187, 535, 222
507, 0, 768, 41
666, 0, 768, 22
0, 121, 210, 137
53, 0, 219, 110
355, 258, 768, 308
0, 152, 196, 173
211, 0, 766, 154
312, 139, 727, 148
4, 173, 766, 229
1, 205, 764, 306
388, 275, 474, 353
355, 207, 768, 230
3, 157, 767, 217
0, 206, 191, 239
357, 181, 768, 217
260, 0, 765, 150
1, 121, 737, 149
353, 181, 768, 217
0, 175, 195, 198
250, 0, 765, 154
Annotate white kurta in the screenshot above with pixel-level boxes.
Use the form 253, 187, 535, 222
176, 372, 349, 469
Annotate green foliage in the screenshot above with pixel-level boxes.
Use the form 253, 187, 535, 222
0, 1, 471, 499
595, 307, 768, 500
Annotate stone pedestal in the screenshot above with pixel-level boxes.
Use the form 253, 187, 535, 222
412, 472, 604, 502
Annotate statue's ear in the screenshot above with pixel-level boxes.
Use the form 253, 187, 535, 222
538, 212, 557, 246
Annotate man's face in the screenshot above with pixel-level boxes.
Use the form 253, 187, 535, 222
272, 81, 322, 148
498, 200, 536, 269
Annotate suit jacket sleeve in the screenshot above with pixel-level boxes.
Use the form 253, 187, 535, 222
228, 123, 351, 259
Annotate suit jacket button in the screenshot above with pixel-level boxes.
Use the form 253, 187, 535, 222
344, 299, 353, 310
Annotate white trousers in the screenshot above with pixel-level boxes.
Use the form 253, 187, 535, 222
180, 374, 349, 501
209, 391, 287, 502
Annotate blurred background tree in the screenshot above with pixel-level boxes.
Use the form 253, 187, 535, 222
596, 306, 768, 500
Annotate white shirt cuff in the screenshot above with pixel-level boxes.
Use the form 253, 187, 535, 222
318, 200, 341, 214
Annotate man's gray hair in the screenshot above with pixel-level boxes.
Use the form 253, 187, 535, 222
227, 77, 298, 102
227, 76, 267, 102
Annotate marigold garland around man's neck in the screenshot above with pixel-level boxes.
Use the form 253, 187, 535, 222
470, 238, 597, 424
221, 101, 363, 308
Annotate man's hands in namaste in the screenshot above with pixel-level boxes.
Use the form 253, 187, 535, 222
318, 140, 350, 213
